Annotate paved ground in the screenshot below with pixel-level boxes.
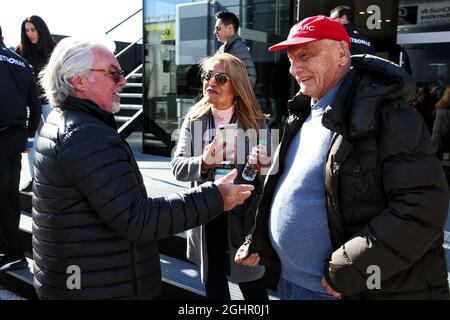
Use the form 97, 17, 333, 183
0, 287, 25, 300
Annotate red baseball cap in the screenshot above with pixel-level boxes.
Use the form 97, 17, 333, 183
269, 15, 351, 51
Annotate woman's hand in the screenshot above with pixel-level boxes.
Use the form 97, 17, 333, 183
246, 145, 271, 171
201, 136, 234, 171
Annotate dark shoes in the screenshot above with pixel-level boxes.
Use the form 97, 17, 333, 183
20, 179, 34, 193
0, 257, 28, 272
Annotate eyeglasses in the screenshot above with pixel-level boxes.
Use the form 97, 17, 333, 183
90, 68, 124, 83
200, 71, 231, 85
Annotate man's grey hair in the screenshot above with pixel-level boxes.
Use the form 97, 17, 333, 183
39, 37, 116, 107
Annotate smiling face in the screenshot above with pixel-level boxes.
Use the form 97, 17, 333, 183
72, 47, 127, 113
25, 22, 39, 44
202, 60, 235, 110
287, 40, 350, 101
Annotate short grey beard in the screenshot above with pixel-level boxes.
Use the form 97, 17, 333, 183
112, 101, 121, 114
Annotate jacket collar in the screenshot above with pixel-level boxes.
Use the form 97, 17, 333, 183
224, 34, 240, 51
287, 93, 311, 117
61, 96, 117, 130
323, 55, 415, 140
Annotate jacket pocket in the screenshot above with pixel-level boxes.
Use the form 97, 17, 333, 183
339, 152, 382, 205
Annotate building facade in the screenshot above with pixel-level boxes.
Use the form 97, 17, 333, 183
143, 0, 450, 164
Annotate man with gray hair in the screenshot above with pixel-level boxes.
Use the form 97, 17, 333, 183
32, 37, 254, 299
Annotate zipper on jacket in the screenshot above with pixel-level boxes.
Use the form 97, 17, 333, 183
325, 134, 347, 248
244, 234, 253, 246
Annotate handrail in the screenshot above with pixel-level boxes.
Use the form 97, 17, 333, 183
125, 64, 143, 80
105, 8, 143, 35
115, 37, 143, 59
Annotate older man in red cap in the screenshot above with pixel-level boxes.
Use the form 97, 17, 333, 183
235, 15, 449, 300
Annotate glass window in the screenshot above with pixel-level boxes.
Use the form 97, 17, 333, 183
143, 0, 293, 155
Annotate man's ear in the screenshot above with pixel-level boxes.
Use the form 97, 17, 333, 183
69, 75, 86, 91
227, 24, 235, 35
337, 41, 350, 65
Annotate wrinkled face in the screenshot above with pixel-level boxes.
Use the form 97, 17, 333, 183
82, 48, 127, 113
214, 19, 234, 43
25, 22, 39, 44
202, 60, 235, 110
288, 40, 347, 101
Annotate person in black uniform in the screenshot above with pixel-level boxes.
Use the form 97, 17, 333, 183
0, 25, 41, 272
330, 5, 376, 56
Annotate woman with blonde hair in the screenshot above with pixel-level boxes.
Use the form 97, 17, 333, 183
172, 53, 270, 300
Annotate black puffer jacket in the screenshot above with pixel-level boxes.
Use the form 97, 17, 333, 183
248, 56, 449, 299
32, 97, 224, 299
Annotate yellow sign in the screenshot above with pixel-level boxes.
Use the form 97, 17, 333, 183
145, 23, 175, 41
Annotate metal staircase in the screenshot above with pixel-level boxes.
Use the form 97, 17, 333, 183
116, 64, 144, 138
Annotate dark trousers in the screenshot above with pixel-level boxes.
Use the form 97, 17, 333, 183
0, 126, 26, 258
204, 213, 268, 300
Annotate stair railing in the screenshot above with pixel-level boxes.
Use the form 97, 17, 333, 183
105, 8, 142, 36
107, 8, 144, 138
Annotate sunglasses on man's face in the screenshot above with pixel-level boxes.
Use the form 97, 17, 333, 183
200, 71, 231, 85
90, 68, 125, 83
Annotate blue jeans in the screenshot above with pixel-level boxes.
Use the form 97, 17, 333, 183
277, 278, 336, 300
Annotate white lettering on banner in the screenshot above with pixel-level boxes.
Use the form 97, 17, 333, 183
0, 54, 26, 67
350, 37, 372, 47
299, 25, 315, 32
367, 5, 382, 30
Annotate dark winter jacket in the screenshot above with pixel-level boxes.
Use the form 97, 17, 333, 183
32, 97, 224, 299
247, 56, 450, 299
16, 44, 51, 105
0, 42, 41, 137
